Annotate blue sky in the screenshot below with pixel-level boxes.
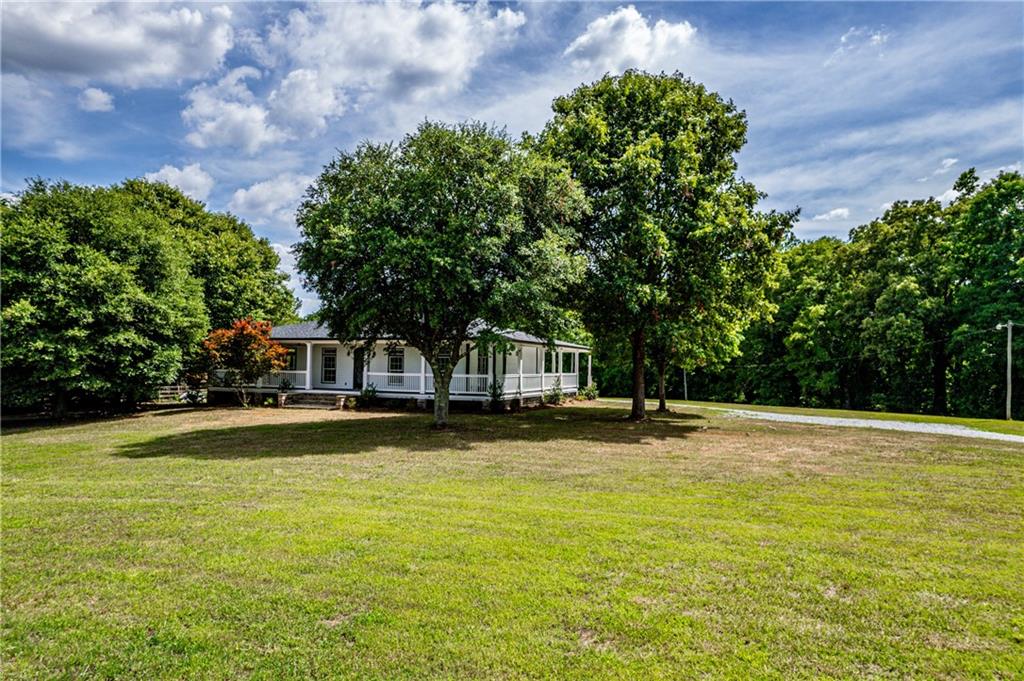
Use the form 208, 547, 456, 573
3, 2, 1022, 314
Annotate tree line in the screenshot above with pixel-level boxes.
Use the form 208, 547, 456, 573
7, 70, 1017, 426
1, 179, 298, 416
595, 169, 1024, 419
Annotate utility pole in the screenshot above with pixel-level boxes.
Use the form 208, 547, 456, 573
683, 369, 688, 401
997, 320, 1014, 420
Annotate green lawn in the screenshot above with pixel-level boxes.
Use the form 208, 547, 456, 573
3, 404, 1023, 678
630, 398, 1024, 437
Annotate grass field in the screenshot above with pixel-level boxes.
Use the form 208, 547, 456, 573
644, 398, 1024, 437
3, 403, 1023, 678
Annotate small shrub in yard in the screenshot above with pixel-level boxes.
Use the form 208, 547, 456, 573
545, 377, 564, 405
278, 378, 294, 392
579, 384, 599, 400
357, 385, 379, 408
488, 381, 505, 413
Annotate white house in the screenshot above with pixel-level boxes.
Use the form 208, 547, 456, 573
210, 321, 591, 404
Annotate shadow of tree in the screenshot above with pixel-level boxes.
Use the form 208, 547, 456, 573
115, 405, 707, 460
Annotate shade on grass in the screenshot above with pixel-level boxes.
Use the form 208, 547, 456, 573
3, 404, 1022, 678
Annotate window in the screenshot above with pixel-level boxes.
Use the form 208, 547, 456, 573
477, 348, 489, 376
321, 348, 337, 384
562, 351, 575, 374
284, 348, 298, 371
388, 348, 405, 374
388, 348, 405, 387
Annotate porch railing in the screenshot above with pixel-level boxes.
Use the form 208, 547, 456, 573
261, 371, 308, 388
226, 369, 582, 395
366, 372, 421, 393
212, 369, 308, 388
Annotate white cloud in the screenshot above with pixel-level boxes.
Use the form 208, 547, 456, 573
1, 72, 86, 160
77, 87, 113, 112
144, 163, 214, 201
811, 207, 850, 221
1, 3, 234, 87
229, 172, 313, 228
824, 26, 890, 67
182, 0, 527, 147
268, 68, 346, 136
182, 67, 287, 154
267, 2, 525, 98
934, 157, 958, 174
564, 5, 697, 72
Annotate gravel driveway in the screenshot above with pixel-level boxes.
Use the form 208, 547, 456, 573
600, 400, 1024, 444
712, 407, 1024, 444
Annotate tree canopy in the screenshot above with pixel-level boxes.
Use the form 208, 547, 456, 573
296, 120, 585, 427
690, 170, 1023, 418
119, 179, 298, 329
1, 180, 207, 414
1, 179, 299, 414
541, 71, 792, 419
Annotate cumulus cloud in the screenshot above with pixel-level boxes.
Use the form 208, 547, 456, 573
177, 1, 526, 151
812, 207, 850, 221
564, 5, 696, 72
77, 87, 113, 112
144, 163, 214, 201
1, 3, 234, 87
228, 172, 313, 227
182, 67, 287, 154
268, 68, 346, 136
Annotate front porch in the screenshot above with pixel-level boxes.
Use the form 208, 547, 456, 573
211, 339, 590, 403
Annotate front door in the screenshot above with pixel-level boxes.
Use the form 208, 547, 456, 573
353, 348, 364, 389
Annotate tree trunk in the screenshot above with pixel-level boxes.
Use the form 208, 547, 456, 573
52, 389, 68, 421
630, 328, 646, 421
930, 337, 948, 415
432, 365, 453, 428
657, 360, 668, 412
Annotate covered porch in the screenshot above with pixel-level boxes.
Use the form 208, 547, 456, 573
215, 338, 591, 402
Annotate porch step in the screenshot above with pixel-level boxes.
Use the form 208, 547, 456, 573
282, 392, 340, 409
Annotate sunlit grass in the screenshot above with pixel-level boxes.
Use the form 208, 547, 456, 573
3, 404, 1022, 678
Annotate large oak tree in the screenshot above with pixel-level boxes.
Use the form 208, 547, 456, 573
542, 71, 791, 419
295, 121, 585, 427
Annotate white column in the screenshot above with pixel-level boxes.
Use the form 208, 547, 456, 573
305, 342, 313, 389
518, 351, 523, 396
419, 354, 426, 395
587, 352, 593, 388
541, 348, 546, 388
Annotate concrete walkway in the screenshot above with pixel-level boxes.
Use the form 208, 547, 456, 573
599, 400, 1024, 444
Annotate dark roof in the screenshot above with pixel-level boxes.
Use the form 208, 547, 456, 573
270, 322, 589, 350
270, 321, 332, 340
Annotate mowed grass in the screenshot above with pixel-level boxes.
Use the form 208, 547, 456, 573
3, 403, 1023, 679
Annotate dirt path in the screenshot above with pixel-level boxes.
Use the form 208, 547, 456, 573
600, 400, 1024, 444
